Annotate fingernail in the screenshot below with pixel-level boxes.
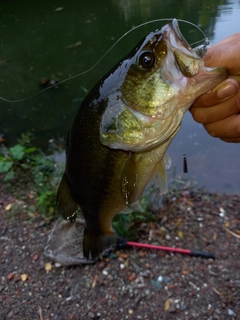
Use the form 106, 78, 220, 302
217, 82, 238, 99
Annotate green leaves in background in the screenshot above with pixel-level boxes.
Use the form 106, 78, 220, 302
0, 133, 63, 218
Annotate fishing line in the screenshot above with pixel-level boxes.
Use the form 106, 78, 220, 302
0, 18, 208, 103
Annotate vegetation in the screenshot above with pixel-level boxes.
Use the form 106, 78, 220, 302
0, 133, 64, 219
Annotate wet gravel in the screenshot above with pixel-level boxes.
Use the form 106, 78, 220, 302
0, 183, 240, 320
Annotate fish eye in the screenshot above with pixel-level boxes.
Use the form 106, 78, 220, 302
137, 51, 155, 71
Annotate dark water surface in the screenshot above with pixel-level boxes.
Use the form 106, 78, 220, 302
0, 0, 240, 192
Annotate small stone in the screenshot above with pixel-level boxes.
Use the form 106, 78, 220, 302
88, 312, 95, 319
45, 262, 52, 271
5, 204, 12, 211
228, 309, 236, 316
55, 262, 61, 268
7, 273, 14, 280
158, 275, 163, 282
128, 274, 135, 281
164, 298, 176, 312
6, 310, 14, 318
102, 269, 108, 276
33, 254, 39, 261
21, 274, 28, 281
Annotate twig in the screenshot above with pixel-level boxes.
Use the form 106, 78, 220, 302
225, 227, 240, 239
212, 287, 222, 297
39, 306, 43, 320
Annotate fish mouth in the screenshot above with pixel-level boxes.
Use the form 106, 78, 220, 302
170, 19, 192, 52
169, 19, 206, 57
165, 19, 204, 77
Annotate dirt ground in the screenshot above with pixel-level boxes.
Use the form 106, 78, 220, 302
0, 182, 240, 320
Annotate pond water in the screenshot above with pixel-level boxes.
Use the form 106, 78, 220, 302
0, 0, 240, 193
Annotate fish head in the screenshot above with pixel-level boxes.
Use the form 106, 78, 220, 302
100, 19, 227, 152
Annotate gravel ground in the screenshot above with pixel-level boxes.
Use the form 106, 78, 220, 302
0, 182, 240, 320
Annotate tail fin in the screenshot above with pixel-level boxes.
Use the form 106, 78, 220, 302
83, 229, 117, 260
57, 172, 78, 222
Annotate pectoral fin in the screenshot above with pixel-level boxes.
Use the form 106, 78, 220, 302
121, 152, 139, 206
57, 172, 78, 222
152, 153, 172, 194
163, 152, 172, 170
120, 200, 144, 214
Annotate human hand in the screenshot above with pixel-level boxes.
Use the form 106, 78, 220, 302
190, 33, 240, 142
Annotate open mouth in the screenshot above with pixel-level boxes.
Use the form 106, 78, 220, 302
170, 18, 208, 59
171, 18, 192, 51
167, 19, 203, 77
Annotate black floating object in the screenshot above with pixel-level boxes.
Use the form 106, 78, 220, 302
183, 154, 188, 173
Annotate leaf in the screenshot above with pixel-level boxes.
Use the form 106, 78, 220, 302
25, 147, 37, 154
4, 170, 15, 181
178, 231, 183, 238
0, 161, 13, 173
37, 191, 52, 206
9, 144, 25, 160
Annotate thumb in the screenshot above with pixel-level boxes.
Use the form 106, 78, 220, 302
203, 33, 240, 75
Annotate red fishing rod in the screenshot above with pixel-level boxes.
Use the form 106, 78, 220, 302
118, 240, 215, 259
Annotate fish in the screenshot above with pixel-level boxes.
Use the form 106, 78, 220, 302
57, 19, 227, 261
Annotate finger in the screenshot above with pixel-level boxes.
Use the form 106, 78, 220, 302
191, 90, 240, 124
204, 33, 240, 74
204, 114, 240, 139
192, 78, 239, 108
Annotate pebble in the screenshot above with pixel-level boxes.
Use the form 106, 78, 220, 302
20, 274, 28, 281
45, 262, 52, 271
5, 203, 12, 211
102, 269, 108, 276
7, 273, 14, 280
157, 275, 163, 282
228, 309, 236, 316
165, 234, 171, 240
55, 262, 62, 268
6, 310, 14, 318
164, 298, 176, 312
33, 254, 39, 261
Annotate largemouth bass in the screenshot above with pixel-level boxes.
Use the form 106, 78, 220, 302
57, 19, 226, 261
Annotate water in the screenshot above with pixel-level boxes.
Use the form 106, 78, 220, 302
0, 0, 240, 193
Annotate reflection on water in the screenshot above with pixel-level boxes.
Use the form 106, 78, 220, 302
0, 0, 239, 193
